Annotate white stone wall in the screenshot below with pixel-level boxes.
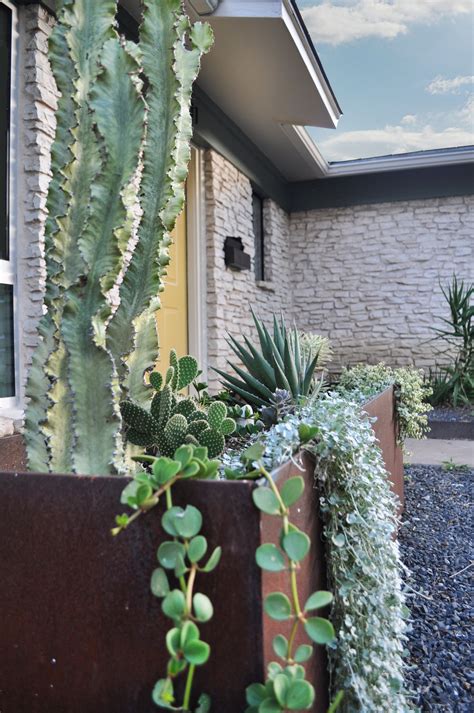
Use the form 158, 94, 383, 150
203, 149, 292, 389
290, 196, 474, 371
15, 5, 56, 404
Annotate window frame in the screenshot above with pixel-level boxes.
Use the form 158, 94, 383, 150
0, 0, 19, 410
252, 189, 265, 282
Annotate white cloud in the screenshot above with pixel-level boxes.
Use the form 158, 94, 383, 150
317, 122, 474, 161
400, 114, 417, 126
426, 75, 474, 95
302, 0, 472, 45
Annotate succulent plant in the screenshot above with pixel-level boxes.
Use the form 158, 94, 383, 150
214, 311, 323, 420
24, 1, 213, 475
121, 351, 236, 458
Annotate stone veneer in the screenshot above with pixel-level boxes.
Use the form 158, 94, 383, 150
203, 149, 292, 389
289, 197, 474, 371
14, 4, 57, 411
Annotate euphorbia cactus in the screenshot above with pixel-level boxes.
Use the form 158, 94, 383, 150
25, 0, 213, 475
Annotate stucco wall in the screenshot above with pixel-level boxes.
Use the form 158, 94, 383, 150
290, 196, 474, 371
203, 149, 292, 389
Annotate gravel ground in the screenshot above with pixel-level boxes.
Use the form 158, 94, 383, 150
399, 465, 473, 712
429, 406, 474, 423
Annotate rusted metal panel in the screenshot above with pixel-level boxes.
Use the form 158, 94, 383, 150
0, 473, 263, 712
363, 386, 405, 513
261, 452, 330, 713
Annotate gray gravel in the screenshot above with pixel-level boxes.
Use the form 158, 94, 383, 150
399, 465, 473, 712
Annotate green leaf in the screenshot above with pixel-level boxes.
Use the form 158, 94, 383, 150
165, 627, 181, 656
253, 487, 281, 515
256, 544, 286, 572
331, 533, 345, 547
282, 531, 310, 562
304, 617, 336, 645
183, 639, 210, 666
188, 535, 208, 563
158, 541, 186, 569
202, 546, 222, 572
273, 674, 290, 706
298, 423, 319, 444
246, 683, 267, 706
272, 634, 288, 659
264, 592, 292, 621
173, 505, 203, 539
304, 591, 333, 612
280, 476, 305, 507
286, 680, 314, 710
259, 699, 282, 713
152, 678, 175, 708
174, 553, 187, 578
162, 507, 182, 536
242, 442, 266, 463
180, 620, 200, 648
193, 593, 214, 622
150, 568, 170, 598
162, 589, 186, 620
195, 693, 212, 713
174, 444, 193, 469
294, 644, 313, 663
152, 457, 181, 485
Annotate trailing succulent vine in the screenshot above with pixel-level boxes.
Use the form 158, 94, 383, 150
113, 444, 221, 712
121, 350, 236, 458
241, 442, 336, 713
25, 0, 213, 475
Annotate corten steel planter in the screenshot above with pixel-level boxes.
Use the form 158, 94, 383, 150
0, 387, 402, 711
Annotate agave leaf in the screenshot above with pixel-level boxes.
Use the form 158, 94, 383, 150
212, 368, 267, 408
283, 337, 299, 398
227, 362, 275, 402
302, 348, 322, 395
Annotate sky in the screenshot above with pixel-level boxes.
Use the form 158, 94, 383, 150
295, 0, 474, 162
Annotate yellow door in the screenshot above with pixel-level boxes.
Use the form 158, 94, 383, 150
156, 207, 188, 367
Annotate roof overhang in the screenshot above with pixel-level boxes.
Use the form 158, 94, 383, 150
185, 0, 342, 181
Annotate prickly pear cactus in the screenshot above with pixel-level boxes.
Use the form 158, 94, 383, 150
24, 1, 213, 475
120, 351, 236, 458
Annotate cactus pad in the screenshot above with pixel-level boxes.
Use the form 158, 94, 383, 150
176, 355, 199, 390
207, 401, 226, 430
220, 417, 237, 436
198, 428, 225, 459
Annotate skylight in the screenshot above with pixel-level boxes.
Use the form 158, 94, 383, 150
295, 0, 474, 163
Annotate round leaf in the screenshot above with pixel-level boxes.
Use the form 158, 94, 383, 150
162, 589, 186, 620
256, 544, 286, 572
183, 639, 210, 666
202, 546, 222, 572
272, 634, 288, 659
158, 541, 185, 570
253, 486, 281, 515
161, 507, 183, 536
286, 680, 315, 710
304, 617, 336, 645
152, 678, 174, 707
280, 476, 304, 508
259, 699, 282, 713
165, 627, 181, 656
188, 535, 208, 563
282, 531, 310, 562
294, 644, 313, 663
304, 590, 333, 612
174, 505, 203, 538
246, 683, 267, 706
180, 620, 200, 648
273, 673, 290, 706
193, 592, 214, 622
264, 592, 292, 621
150, 568, 170, 598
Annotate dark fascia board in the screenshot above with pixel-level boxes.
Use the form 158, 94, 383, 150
289, 162, 474, 212
192, 86, 291, 212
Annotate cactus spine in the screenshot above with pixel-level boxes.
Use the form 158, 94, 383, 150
25, 1, 213, 475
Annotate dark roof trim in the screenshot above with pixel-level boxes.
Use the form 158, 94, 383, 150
288, 0, 342, 115
288, 162, 474, 212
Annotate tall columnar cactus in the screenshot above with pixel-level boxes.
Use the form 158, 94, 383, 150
25, 0, 213, 475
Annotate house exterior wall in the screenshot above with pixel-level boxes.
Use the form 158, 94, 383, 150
203, 149, 292, 389
289, 196, 474, 371
0, 4, 56, 436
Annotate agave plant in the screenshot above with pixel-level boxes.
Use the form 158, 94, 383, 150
214, 312, 322, 414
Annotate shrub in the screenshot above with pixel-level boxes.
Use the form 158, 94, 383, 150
338, 363, 432, 442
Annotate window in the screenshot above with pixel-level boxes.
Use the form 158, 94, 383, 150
0, 1, 15, 404
252, 190, 265, 281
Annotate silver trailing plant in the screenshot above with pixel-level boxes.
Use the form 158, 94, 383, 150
25, 0, 213, 475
